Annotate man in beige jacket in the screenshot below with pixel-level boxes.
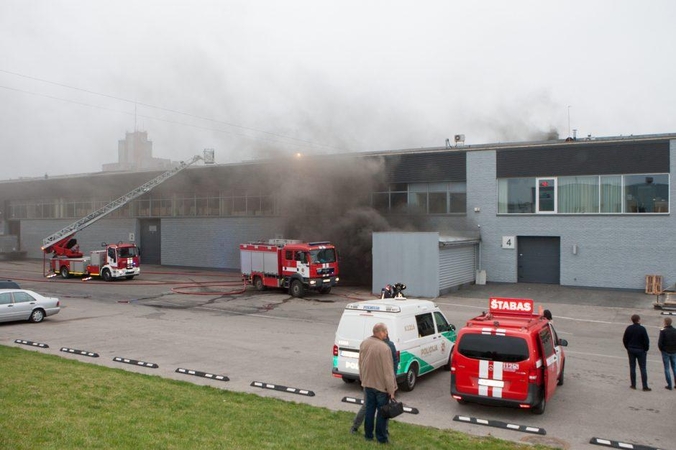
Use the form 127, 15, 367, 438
359, 322, 398, 444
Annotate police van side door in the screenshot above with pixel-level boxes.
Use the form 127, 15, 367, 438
433, 311, 455, 366
537, 326, 558, 400
415, 312, 443, 371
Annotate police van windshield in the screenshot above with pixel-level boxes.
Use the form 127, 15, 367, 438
310, 248, 336, 264
458, 334, 529, 362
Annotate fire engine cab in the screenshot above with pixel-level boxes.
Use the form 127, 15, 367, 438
450, 297, 568, 414
240, 239, 339, 297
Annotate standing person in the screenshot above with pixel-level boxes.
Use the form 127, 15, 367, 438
351, 331, 399, 434
358, 323, 397, 444
543, 309, 553, 321
658, 317, 676, 390
622, 314, 651, 391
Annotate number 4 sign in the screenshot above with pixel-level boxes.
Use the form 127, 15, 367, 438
502, 236, 515, 249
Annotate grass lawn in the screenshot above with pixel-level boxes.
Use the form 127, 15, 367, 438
0, 345, 549, 449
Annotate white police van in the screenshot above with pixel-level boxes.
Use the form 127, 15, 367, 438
331, 296, 457, 391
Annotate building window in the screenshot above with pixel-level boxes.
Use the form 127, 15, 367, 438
536, 178, 556, 213
558, 176, 598, 213
498, 173, 669, 214
372, 182, 466, 215
625, 174, 669, 213
498, 178, 535, 213
600, 176, 622, 213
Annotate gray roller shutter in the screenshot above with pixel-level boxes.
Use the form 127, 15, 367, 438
439, 244, 476, 292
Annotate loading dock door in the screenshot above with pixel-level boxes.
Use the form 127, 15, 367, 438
517, 236, 560, 284
139, 219, 161, 265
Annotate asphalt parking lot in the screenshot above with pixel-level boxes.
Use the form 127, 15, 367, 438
1, 259, 673, 449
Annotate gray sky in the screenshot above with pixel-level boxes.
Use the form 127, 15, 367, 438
1, 0, 675, 180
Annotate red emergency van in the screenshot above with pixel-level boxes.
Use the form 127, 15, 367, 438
450, 297, 567, 414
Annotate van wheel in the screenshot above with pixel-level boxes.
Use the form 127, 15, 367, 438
443, 354, 452, 371
399, 363, 418, 391
532, 391, 546, 415
290, 280, 305, 298
342, 378, 356, 384
60, 266, 70, 279
254, 276, 266, 291
557, 360, 565, 386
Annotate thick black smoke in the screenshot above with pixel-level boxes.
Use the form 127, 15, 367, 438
264, 155, 425, 285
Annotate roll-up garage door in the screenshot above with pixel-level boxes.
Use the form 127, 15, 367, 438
439, 244, 476, 291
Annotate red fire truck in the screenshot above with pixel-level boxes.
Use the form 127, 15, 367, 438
45, 238, 141, 281
240, 239, 340, 297
41, 151, 214, 281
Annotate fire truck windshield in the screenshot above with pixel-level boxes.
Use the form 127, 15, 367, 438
118, 247, 139, 258
310, 248, 336, 264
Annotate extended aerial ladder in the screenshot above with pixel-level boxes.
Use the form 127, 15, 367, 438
41, 149, 215, 257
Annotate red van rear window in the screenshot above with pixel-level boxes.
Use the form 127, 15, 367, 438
457, 334, 529, 362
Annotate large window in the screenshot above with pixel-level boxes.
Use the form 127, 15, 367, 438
498, 173, 669, 214
558, 176, 598, 213
372, 182, 466, 215
8, 190, 280, 219
498, 178, 535, 213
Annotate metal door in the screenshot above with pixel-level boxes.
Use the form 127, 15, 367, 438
139, 219, 161, 265
517, 236, 560, 284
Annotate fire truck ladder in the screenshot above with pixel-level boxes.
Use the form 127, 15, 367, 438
41, 150, 215, 251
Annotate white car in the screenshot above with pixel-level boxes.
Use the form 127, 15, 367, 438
0, 289, 60, 323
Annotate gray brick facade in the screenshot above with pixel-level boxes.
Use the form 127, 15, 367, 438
466, 143, 676, 290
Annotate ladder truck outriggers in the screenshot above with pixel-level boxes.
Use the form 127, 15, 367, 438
42, 150, 215, 281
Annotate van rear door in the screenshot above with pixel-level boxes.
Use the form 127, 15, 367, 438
537, 326, 558, 400
454, 332, 530, 401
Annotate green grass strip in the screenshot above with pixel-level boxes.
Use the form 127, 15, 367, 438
0, 345, 547, 449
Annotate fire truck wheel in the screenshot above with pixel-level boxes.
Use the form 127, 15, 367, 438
29, 308, 45, 323
318, 286, 332, 294
290, 280, 305, 298
399, 363, 418, 392
532, 391, 546, 415
557, 360, 565, 386
102, 269, 112, 282
254, 276, 266, 291
60, 266, 70, 279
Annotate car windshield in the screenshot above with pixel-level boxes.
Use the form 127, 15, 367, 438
309, 248, 336, 264
457, 334, 529, 362
118, 247, 139, 258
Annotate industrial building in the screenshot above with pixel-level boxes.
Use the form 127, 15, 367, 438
1, 132, 673, 295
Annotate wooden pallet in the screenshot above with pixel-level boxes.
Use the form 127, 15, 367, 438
645, 275, 663, 295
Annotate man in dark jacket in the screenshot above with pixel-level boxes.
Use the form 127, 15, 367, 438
658, 317, 676, 390
622, 314, 651, 391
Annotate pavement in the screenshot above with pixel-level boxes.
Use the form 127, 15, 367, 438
446, 281, 654, 310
